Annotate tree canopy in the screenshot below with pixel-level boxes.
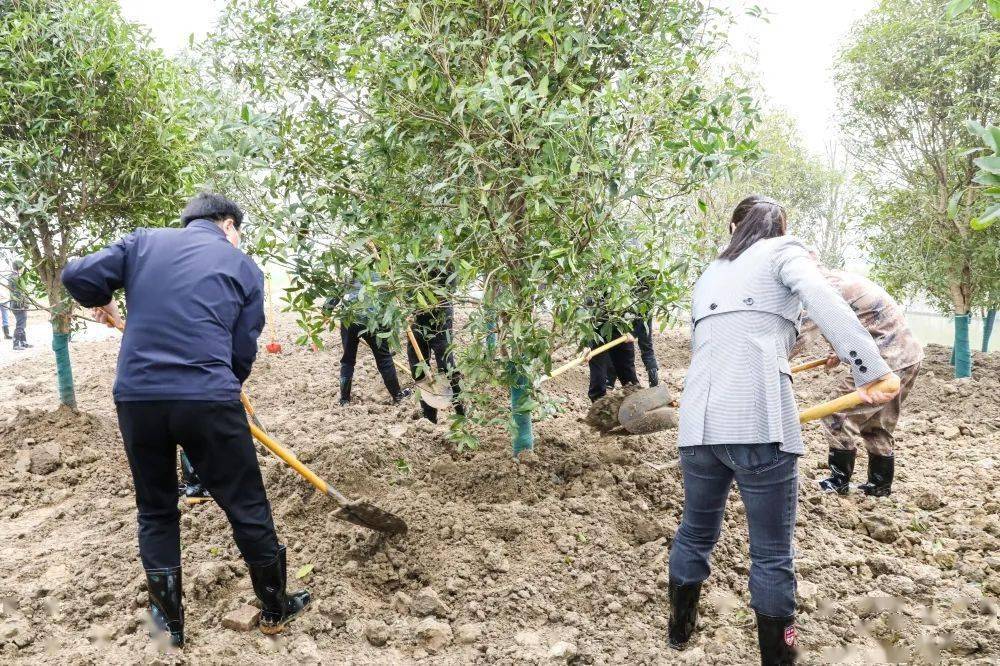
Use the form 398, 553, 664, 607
207, 0, 760, 445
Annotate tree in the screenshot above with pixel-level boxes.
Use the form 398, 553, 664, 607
207, 0, 759, 451
835, 0, 1000, 376
682, 110, 860, 275
0, 0, 202, 407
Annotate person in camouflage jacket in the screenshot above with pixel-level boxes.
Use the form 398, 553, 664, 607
791, 263, 923, 497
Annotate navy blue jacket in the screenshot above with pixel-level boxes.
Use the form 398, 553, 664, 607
61, 219, 265, 402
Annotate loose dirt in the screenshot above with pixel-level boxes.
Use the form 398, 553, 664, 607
1, 316, 998, 664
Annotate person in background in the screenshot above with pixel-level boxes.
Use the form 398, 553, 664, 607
179, 451, 211, 502
406, 262, 464, 423
1, 295, 10, 340
61, 192, 310, 647
668, 195, 899, 665
790, 260, 923, 497
584, 293, 639, 402
7, 260, 31, 351
328, 275, 410, 407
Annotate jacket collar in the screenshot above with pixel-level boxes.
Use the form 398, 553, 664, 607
187, 218, 227, 238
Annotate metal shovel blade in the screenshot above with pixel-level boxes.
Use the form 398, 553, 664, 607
335, 501, 409, 536
416, 376, 454, 410
618, 384, 678, 434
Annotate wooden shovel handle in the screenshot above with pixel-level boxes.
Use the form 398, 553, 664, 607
791, 358, 828, 373
799, 375, 901, 424
544, 333, 634, 382
406, 326, 427, 364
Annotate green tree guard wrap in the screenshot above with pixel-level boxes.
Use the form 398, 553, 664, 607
953, 313, 972, 378
52, 331, 77, 408
983, 309, 996, 353
510, 372, 534, 455
486, 320, 497, 356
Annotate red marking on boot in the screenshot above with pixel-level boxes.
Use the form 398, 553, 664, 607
784, 625, 796, 646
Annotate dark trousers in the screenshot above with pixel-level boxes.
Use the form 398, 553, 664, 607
340, 322, 401, 398
12, 307, 27, 345
116, 400, 279, 571
669, 444, 799, 617
607, 317, 657, 387
406, 323, 463, 421
587, 325, 639, 402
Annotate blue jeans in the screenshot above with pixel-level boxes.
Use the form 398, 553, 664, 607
669, 443, 799, 617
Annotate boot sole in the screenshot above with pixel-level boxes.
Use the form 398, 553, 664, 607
258, 606, 309, 635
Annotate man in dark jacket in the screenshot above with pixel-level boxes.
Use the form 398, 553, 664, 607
61, 193, 310, 647
7, 260, 32, 351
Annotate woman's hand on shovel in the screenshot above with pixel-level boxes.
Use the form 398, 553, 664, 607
857, 372, 901, 405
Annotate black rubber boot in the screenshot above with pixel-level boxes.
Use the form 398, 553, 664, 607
648, 367, 660, 387
179, 453, 212, 503
146, 567, 184, 647
818, 449, 855, 495
339, 377, 352, 406
2, 325, 9, 339
420, 400, 438, 423
248, 545, 311, 635
668, 578, 701, 650
857, 453, 894, 497
756, 611, 797, 665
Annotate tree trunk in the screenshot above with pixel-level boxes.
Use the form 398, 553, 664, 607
948, 271, 973, 378
45, 276, 77, 408
510, 369, 533, 455
984, 308, 996, 353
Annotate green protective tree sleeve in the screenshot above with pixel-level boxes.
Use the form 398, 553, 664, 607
52, 331, 77, 408
953, 313, 972, 378
983, 309, 996, 353
510, 371, 533, 454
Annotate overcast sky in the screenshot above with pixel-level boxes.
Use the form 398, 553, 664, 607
118, 0, 876, 155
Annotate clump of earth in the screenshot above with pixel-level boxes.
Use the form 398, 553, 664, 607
1, 315, 998, 664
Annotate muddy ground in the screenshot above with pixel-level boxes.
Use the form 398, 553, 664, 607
1, 315, 998, 665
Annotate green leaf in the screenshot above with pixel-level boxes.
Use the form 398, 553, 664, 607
295, 563, 314, 579
988, 0, 1000, 20
974, 155, 1000, 175
971, 203, 1000, 230
947, 188, 963, 220
946, 0, 975, 18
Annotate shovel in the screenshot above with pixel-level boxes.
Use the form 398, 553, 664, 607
792, 357, 829, 373
541, 333, 634, 383
405, 326, 454, 411
103, 309, 406, 535
610, 372, 902, 435
798, 374, 900, 424
241, 394, 408, 535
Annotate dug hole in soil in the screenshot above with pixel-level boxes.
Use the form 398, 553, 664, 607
1, 315, 999, 665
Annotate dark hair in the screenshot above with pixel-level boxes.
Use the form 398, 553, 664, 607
718, 195, 787, 261
180, 192, 245, 228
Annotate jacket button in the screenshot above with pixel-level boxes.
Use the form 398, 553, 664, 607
743, 297, 754, 306
854, 358, 863, 366
859, 366, 868, 373
709, 303, 717, 310
849, 351, 857, 358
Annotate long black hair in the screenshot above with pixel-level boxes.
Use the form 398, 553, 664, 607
718, 195, 787, 261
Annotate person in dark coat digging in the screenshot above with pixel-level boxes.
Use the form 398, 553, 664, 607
61, 192, 310, 647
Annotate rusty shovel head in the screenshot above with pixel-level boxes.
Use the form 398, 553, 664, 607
618, 384, 678, 435
335, 500, 408, 536
415, 376, 453, 410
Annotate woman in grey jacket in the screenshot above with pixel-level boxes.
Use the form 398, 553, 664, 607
667, 196, 899, 665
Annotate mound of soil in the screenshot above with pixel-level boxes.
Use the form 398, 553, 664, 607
1, 318, 998, 665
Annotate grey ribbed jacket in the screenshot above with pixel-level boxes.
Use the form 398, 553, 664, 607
678, 236, 891, 454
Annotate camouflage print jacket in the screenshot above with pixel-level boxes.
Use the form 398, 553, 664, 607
791, 267, 924, 372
